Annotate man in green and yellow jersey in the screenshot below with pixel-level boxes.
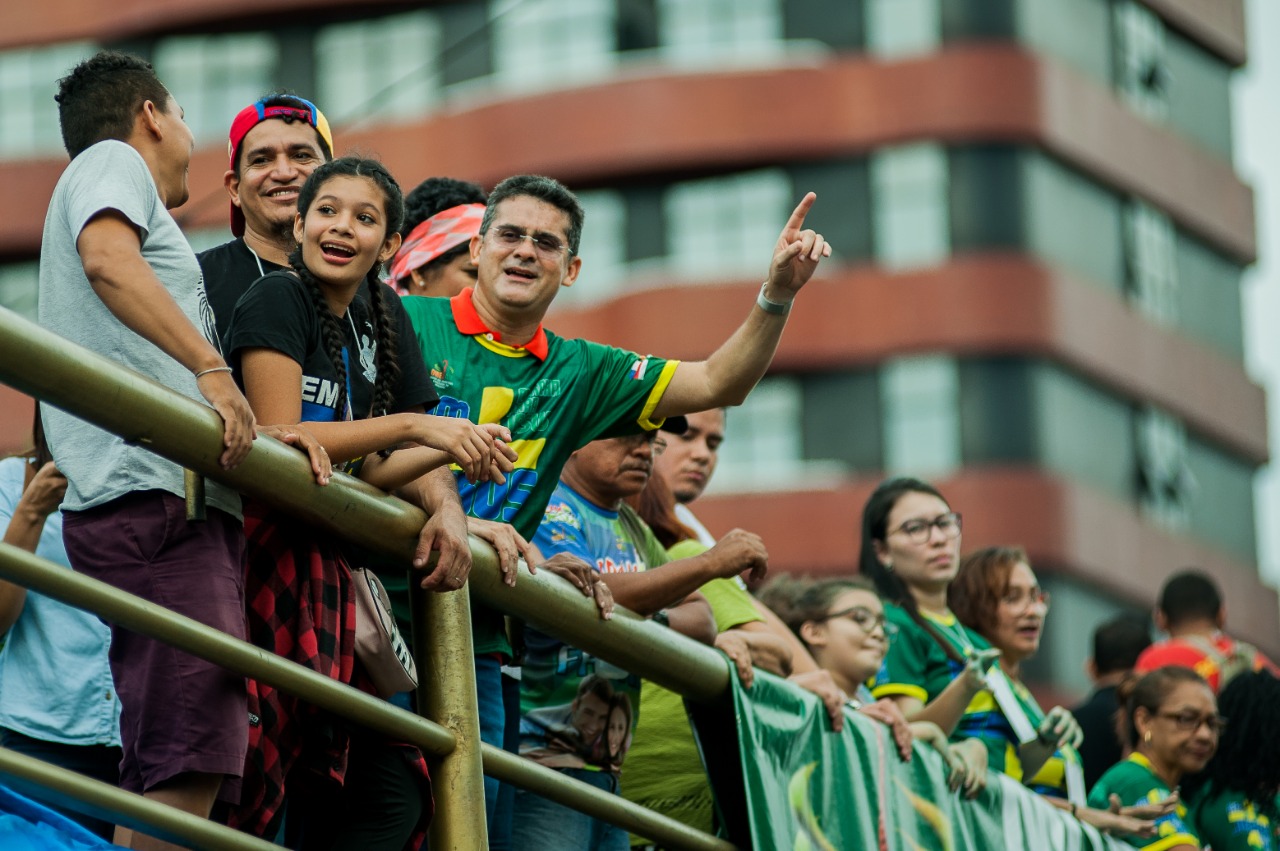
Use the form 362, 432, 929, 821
402, 172, 831, 834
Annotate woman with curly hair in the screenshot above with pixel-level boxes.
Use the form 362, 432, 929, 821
1183, 671, 1280, 850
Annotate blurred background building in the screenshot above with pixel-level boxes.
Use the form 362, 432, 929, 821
1, 0, 1273, 699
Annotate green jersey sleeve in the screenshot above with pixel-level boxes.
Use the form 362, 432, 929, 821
581, 340, 679, 437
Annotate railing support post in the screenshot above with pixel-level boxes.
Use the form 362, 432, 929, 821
414, 580, 487, 849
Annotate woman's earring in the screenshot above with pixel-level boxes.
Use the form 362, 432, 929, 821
1143, 730, 1151, 744
885, 561, 894, 572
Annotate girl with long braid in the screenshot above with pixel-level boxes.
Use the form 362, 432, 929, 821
858, 477, 999, 797
223, 157, 513, 849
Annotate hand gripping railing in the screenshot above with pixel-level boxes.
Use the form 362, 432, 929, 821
0, 307, 735, 851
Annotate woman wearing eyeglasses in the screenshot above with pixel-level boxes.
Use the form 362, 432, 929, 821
948, 546, 1083, 792
1088, 666, 1220, 849
1182, 671, 1280, 851
764, 576, 968, 789
859, 477, 1000, 797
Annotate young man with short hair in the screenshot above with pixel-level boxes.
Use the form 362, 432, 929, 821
38, 52, 312, 851
1134, 569, 1279, 693
1072, 613, 1152, 789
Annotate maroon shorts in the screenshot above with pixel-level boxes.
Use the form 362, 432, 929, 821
63, 490, 248, 794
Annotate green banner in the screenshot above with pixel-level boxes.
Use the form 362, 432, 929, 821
695, 671, 1132, 851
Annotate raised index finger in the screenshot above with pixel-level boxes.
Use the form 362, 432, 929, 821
781, 192, 817, 239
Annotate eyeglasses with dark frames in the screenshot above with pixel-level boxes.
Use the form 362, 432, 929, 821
1154, 710, 1227, 735
888, 512, 962, 545
822, 605, 894, 636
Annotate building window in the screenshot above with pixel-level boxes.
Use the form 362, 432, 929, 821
866, 0, 940, 58
657, 0, 784, 66
316, 11, 441, 124
0, 262, 39, 322
711, 376, 822, 492
1124, 200, 1177, 326
1113, 0, 1169, 121
664, 169, 791, 281
153, 34, 277, 144
552, 189, 627, 309
871, 143, 949, 270
1135, 405, 1193, 531
490, 0, 617, 91
0, 42, 96, 157
881, 354, 960, 476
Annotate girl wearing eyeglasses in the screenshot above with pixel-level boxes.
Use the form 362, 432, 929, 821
1089, 666, 1219, 849
763, 576, 969, 790
948, 546, 1083, 793
1182, 671, 1280, 851
859, 477, 999, 797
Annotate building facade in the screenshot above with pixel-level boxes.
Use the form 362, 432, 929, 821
1, 0, 1270, 696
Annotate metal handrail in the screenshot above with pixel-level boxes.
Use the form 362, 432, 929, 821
0, 543, 735, 851
0, 748, 282, 851
0, 307, 735, 850
0, 309, 730, 700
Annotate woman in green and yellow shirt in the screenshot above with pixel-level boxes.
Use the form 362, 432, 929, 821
860, 477, 999, 797
1089, 667, 1219, 850
948, 546, 1082, 792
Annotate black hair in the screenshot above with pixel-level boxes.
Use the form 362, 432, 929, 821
55, 51, 171, 158
1158, 569, 1223, 628
404, 177, 486, 229
1180, 671, 1280, 820
401, 176, 487, 273
858, 477, 966, 664
1093, 613, 1153, 676
288, 156, 404, 419
1118, 665, 1210, 748
232, 91, 333, 176
482, 174, 584, 255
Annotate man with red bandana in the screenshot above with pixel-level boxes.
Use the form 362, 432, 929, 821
401, 172, 831, 837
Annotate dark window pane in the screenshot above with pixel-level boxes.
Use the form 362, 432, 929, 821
801, 370, 882, 471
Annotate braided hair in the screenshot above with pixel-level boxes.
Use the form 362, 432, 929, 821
1180, 671, 1280, 820
288, 156, 404, 419
858, 477, 966, 665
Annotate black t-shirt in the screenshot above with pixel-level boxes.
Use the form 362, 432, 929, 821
199, 238, 436, 412
226, 270, 430, 422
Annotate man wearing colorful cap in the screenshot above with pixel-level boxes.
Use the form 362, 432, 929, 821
389, 176, 487, 298
196, 95, 477, 598
198, 93, 334, 342
401, 172, 831, 840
